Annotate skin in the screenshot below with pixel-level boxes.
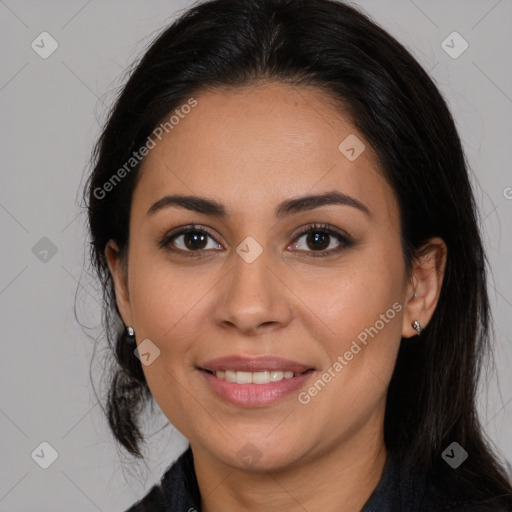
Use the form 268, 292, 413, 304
105, 81, 447, 512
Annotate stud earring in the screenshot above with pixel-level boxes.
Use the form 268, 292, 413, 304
411, 320, 422, 336
126, 326, 135, 337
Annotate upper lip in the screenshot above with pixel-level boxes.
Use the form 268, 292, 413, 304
199, 355, 314, 373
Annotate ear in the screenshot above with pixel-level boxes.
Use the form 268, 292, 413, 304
402, 237, 447, 338
104, 240, 133, 328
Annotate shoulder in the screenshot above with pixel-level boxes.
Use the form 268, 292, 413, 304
124, 483, 167, 512
424, 495, 512, 511
422, 465, 512, 512
376, 450, 512, 512
123, 446, 201, 512
425, 484, 512, 512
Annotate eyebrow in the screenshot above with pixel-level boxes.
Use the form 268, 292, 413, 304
147, 190, 371, 219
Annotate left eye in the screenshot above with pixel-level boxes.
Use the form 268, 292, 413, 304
159, 223, 353, 258
288, 224, 354, 257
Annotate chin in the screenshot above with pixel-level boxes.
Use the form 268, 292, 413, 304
212, 436, 307, 473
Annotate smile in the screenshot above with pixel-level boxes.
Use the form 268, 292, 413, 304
204, 369, 305, 384
198, 368, 315, 407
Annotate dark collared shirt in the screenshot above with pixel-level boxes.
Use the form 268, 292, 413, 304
124, 446, 511, 511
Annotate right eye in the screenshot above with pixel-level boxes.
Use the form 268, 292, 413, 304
159, 224, 223, 257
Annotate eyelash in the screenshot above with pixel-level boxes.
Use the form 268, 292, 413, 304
158, 223, 354, 259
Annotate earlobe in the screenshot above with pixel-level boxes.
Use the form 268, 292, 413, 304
104, 240, 133, 327
401, 237, 447, 338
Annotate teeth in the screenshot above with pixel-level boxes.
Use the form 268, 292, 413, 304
236, 371, 253, 384
212, 369, 298, 384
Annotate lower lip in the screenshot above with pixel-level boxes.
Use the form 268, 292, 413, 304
199, 369, 315, 407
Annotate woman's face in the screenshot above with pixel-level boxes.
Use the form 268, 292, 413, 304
107, 82, 419, 471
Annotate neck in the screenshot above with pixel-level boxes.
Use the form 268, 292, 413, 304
193, 411, 388, 512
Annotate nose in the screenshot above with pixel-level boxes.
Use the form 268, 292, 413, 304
213, 246, 294, 336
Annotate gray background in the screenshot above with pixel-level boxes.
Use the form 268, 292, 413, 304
0, 0, 511, 510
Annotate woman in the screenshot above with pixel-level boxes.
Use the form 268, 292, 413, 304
82, 0, 512, 510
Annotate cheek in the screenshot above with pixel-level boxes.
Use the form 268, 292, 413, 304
293, 252, 404, 434
126, 256, 206, 430
305, 246, 405, 373
128, 250, 187, 325
127, 253, 216, 368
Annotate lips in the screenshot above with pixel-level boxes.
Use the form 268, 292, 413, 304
197, 355, 317, 407
198, 355, 314, 374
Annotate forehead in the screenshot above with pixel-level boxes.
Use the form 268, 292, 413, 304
133, 81, 398, 224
